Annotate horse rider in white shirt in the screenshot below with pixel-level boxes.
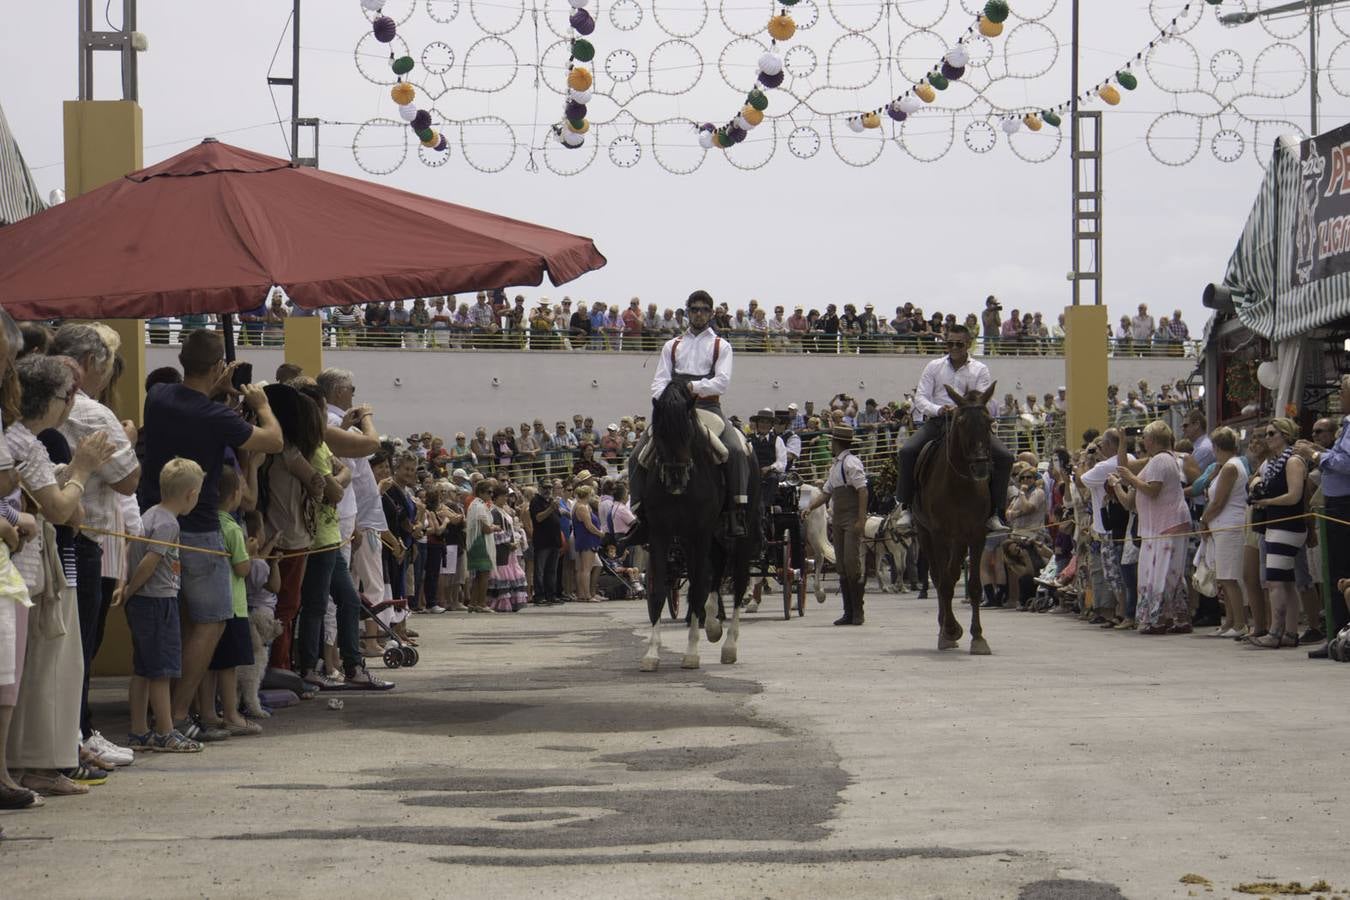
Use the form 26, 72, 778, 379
626, 290, 751, 544
895, 323, 1012, 532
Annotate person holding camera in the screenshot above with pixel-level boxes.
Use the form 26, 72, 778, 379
1076, 430, 1131, 626
981, 296, 1002, 356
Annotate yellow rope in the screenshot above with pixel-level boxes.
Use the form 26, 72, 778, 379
78, 525, 351, 560
1000, 510, 1348, 547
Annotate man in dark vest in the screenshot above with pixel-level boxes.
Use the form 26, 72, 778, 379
802, 426, 869, 626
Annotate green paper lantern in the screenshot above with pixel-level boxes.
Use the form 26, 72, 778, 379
928, 72, 950, 91
983, 0, 1010, 24
780, 0, 799, 5
715, 129, 730, 148
415, 127, 434, 142
747, 89, 769, 111
568, 117, 587, 131
392, 55, 415, 76
1116, 70, 1138, 90
571, 39, 595, 62
1042, 110, 1062, 128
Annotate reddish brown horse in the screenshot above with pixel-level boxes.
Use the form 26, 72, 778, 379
912, 383, 997, 655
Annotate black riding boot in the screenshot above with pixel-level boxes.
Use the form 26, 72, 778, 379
850, 582, 865, 626
981, 584, 1000, 609
834, 579, 854, 626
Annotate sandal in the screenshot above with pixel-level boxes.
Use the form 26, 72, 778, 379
19, 771, 88, 796
148, 729, 204, 753
223, 720, 263, 737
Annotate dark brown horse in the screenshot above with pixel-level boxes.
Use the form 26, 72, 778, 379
912, 383, 997, 655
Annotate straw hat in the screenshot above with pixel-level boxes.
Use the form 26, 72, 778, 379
829, 425, 855, 445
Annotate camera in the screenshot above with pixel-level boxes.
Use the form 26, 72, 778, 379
231, 362, 253, 392
1124, 426, 1142, 438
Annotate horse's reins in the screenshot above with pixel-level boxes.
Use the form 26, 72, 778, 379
943, 406, 992, 483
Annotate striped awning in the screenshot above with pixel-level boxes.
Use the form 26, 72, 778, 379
0, 101, 45, 226
1222, 127, 1350, 341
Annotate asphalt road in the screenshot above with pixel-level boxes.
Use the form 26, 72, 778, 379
3, 588, 1347, 899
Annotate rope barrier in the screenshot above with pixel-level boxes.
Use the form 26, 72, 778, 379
77, 525, 353, 560
996, 511, 1349, 547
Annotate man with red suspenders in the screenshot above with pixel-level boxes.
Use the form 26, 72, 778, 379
625, 290, 751, 546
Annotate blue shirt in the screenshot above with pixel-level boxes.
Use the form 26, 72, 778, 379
590, 310, 607, 331
1319, 416, 1350, 499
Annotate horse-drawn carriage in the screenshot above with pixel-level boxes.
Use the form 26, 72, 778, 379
747, 472, 808, 620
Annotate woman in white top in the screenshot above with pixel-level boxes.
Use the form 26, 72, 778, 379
1199, 426, 1248, 637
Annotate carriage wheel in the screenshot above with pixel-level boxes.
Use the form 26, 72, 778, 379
796, 556, 807, 617
382, 647, 403, 669
401, 646, 419, 667
781, 529, 793, 620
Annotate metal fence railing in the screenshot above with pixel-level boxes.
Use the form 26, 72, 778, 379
146, 320, 1203, 360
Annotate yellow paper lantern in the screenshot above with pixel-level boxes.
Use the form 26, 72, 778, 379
391, 83, 416, 106
1098, 85, 1121, 105
566, 118, 590, 135
914, 82, 936, 103
742, 105, 765, 127
420, 129, 440, 148
1023, 114, 1043, 132
567, 66, 593, 92
861, 112, 881, 129
978, 16, 1004, 37
767, 14, 796, 41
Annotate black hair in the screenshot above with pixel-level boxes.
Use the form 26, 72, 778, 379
686, 290, 714, 309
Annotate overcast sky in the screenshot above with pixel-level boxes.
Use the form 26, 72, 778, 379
5, 0, 1346, 332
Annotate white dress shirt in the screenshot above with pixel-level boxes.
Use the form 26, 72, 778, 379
1080, 456, 1132, 536
650, 327, 733, 401
823, 449, 868, 494
912, 355, 994, 421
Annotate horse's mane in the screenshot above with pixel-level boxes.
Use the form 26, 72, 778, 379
651, 380, 697, 460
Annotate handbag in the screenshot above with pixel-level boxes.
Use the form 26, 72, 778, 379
1191, 540, 1218, 598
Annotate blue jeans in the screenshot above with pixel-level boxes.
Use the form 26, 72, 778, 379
412, 542, 428, 607
298, 548, 361, 674
1121, 562, 1139, 621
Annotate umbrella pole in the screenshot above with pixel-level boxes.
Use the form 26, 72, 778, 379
222, 313, 236, 362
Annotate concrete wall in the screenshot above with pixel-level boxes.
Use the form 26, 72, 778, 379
144, 345, 1196, 439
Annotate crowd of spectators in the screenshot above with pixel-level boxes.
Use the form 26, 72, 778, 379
147, 291, 1199, 358
972, 387, 1349, 666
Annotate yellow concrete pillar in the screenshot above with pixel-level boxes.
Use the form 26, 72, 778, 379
65, 100, 145, 677
1063, 304, 1109, 448
284, 315, 324, 377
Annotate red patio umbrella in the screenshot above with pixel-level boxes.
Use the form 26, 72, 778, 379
0, 138, 606, 321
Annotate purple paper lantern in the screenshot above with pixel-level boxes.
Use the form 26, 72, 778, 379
757, 69, 784, 89
434, 135, 449, 152
727, 124, 747, 143
887, 103, 908, 122
700, 122, 715, 132
372, 15, 397, 43
569, 9, 595, 35
565, 100, 588, 121
411, 110, 432, 131
940, 62, 966, 81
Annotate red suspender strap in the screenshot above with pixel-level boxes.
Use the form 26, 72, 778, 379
712, 337, 720, 368
671, 337, 681, 369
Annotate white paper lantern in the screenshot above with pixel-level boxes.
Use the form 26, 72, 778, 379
398, 104, 418, 123
847, 117, 865, 133
1256, 360, 1280, 390
1001, 118, 1021, 134
567, 88, 593, 105
698, 130, 715, 149
734, 115, 753, 131
560, 128, 586, 147
758, 53, 783, 77
944, 46, 969, 68
897, 95, 921, 115
568, 0, 589, 8
360, 0, 383, 10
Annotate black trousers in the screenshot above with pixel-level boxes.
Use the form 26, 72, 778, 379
896, 417, 1013, 517
1324, 495, 1350, 635
74, 536, 114, 739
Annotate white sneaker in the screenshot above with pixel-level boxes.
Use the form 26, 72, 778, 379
84, 731, 135, 767
426, 605, 447, 614
985, 516, 1009, 533
1215, 627, 1238, 639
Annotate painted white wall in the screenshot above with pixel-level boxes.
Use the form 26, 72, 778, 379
145, 345, 1196, 439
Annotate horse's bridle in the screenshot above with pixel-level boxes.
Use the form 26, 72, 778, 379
944, 406, 992, 482
657, 457, 692, 495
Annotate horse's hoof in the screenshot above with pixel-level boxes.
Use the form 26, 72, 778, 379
746, 601, 760, 614
938, 638, 960, 651
639, 657, 659, 672
681, 655, 700, 670
704, 605, 723, 643
720, 646, 737, 665
969, 638, 992, 656
815, 591, 826, 604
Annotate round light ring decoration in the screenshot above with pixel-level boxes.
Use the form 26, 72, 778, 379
1330, 39, 1350, 98
365, 0, 417, 25
895, 115, 954, 164
784, 44, 817, 79
425, 0, 460, 24
717, 37, 769, 93
421, 40, 455, 75
1146, 111, 1203, 167
792, 0, 821, 33
353, 117, 410, 175
898, 0, 954, 30
610, 0, 643, 32
650, 119, 708, 174
829, 0, 884, 35
964, 118, 997, 153
1007, 123, 1061, 163
1001, 21, 1059, 80
605, 48, 640, 82
1007, 0, 1058, 23
460, 36, 520, 93
1149, 0, 1203, 36
418, 141, 451, 167
895, 29, 949, 84
788, 125, 821, 159
469, 0, 525, 36
608, 134, 642, 167
1211, 128, 1245, 163
648, 39, 704, 95
458, 116, 518, 173
543, 125, 601, 175
1209, 48, 1243, 84
825, 33, 882, 91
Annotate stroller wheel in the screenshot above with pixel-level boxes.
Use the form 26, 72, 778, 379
401, 646, 419, 667
383, 647, 404, 669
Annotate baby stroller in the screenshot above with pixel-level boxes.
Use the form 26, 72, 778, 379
598, 545, 645, 600
361, 601, 420, 669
